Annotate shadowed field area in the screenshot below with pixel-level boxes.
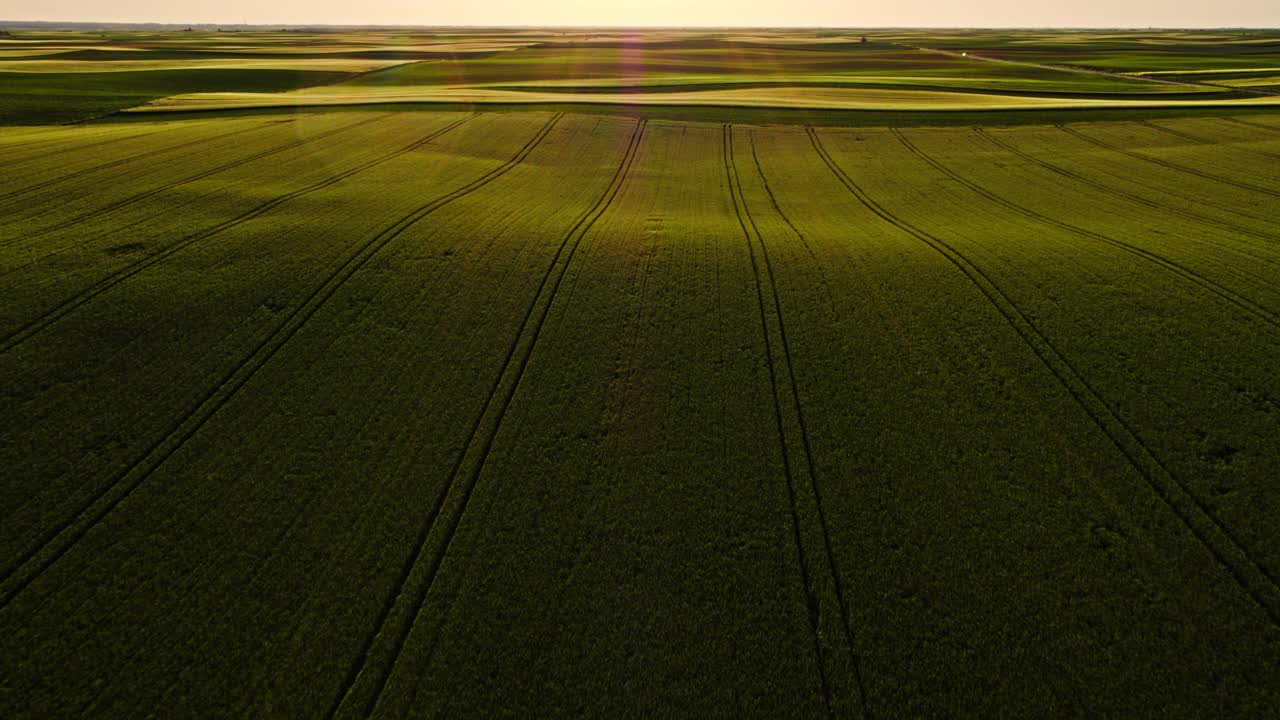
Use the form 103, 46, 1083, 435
2, 26, 1279, 719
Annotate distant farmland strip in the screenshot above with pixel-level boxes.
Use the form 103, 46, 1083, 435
724, 123, 866, 718
0, 113, 389, 245
807, 126, 1280, 625
973, 127, 1280, 256
0, 114, 477, 354
1057, 124, 1280, 199
0, 113, 563, 610
0, 119, 270, 203
327, 116, 644, 720
892, 128, 1280, 329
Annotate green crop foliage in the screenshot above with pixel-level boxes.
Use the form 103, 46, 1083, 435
2, 28, 1280, 720
0, 68, 358, 124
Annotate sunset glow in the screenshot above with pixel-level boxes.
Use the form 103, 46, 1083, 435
4, 0, 1279, 28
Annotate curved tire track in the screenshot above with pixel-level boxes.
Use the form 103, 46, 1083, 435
0, 114, 389, 248
0, 121, 271, 204
726, 124, 867, 718
974, 128, 1280, 255
326, 118, 646, 720
1221, 117, 1280, 135
1057, 124, 1280, 200
0, 113, 563, 610
0, 114, 477, 354
1138, 120, 1280, 163
808, 126, 1280, 626
892, 128, 1280, 332
746, 129, 841, 321
0, 126, 173, 174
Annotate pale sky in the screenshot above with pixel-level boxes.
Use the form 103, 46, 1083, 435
3, 0, 1278, 28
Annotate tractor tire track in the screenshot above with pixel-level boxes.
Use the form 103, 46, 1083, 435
497, 212, 658, 700
0, 121, 271, 204
1138, 120, 1280, 163
974, 128, 1280, 257
1057, 124, 1280, 200
1041, 123, 1279, 225
395, 178, 662, 719
0, 114, 477, 354
0, 114, 389, 248
1221, 117, 1280, 135
808, 126, 1280, 626
326, 118, 646, 720
0, 113, 563, 610
747, 129, 840, 321
0, 126, 174, 173
892, 128, 1280, 331
726, 124, 867, 719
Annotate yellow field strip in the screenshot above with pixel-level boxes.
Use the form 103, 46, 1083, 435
129, 84, 1280, 114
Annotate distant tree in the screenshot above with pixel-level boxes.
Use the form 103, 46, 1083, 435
860, 36, 868, 43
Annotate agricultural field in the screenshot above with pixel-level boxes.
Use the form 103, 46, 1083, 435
2, 26, 1280, 718
6, 27, 1280, 124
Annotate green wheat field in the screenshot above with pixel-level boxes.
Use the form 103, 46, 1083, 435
2, 26, 1279, 718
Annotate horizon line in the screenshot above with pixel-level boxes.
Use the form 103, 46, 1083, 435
3, 20, 1280, 31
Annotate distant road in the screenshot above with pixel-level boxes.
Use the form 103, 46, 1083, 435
909, 45, 1280, 97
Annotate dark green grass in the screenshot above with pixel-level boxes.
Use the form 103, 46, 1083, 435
20, 48, 502, 62
484, 79, 1241, 101
0, 69, 354, 125
344, 47, 958, 86
97, 99, 1280, 129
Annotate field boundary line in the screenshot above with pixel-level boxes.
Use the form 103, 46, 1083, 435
807, 126, 1280, 625
326, 117, 647, 720
0, 113, 391, 247
0, 114, 478, 354
973, 128, 1280, 253
727, 124, 867, 718
1056, 123, 1280, 200
891, 128, 1280, 331
1138, 119, 1280, 162
0, 112, 563, 611
0, 120, 272, 204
